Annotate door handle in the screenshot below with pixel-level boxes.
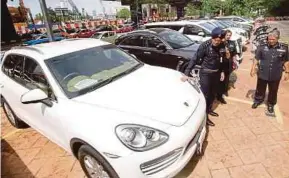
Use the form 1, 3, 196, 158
144, 51, 151, 54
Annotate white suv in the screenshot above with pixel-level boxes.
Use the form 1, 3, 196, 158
0, 39, 206, 178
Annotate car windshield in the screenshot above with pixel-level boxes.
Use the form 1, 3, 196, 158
199, 22, 215, 33
159, 30, 194, 49
46, 45, 142, 98
217, 21, 230, 28
210, 21, 226, 29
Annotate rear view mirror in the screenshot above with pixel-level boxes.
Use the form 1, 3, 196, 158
198, 31, 205, 37
156, 44, 166, 51
21, 89, 50, 106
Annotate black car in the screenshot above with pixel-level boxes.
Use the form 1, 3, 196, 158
115, 28, 200, 72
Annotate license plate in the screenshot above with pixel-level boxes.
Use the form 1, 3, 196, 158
197, 127, 206, 155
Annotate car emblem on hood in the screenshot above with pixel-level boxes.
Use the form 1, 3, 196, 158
184, 102, 189, 107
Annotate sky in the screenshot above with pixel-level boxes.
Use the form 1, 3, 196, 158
7, 0, 104, 16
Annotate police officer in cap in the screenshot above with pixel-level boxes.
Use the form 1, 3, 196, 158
181, 27, 230, 126
250, 30, 289, 116
217, 29, 239, 104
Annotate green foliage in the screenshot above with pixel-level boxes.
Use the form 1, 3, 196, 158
201, 0, 283, 17
185, 3, 200, 16
117, 8, 131, 19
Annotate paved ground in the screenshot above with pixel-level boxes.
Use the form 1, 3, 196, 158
1, 21, 289, 178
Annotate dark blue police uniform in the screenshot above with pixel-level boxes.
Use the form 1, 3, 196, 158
254, 43, 289, 106
185, 39, 224, 114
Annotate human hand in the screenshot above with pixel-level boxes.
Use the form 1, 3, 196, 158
220, 72, 225, 81
181, 75, 190, 82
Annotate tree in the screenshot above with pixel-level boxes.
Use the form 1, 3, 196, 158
35, 13, 43, 21
185, 3, 200, 16
117, 8, 131, 19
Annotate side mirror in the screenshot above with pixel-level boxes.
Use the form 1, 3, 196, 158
130, 54, 137, 58
156, 44, 166, 51
198, 31, 205, 37
21, 89, 50, 105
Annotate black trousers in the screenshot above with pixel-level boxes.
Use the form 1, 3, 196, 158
217, 60, 232, 98
254, 78, 281, 106
199, 71, 220, 113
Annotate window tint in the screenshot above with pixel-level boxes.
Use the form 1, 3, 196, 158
2, 55, 24, 84
23, 57, 49, 93
146, 35, 163, 48
103, 33, 109, 38
184, 25, 203, 35
120, 35, 145, 47
233, 18, 244, 22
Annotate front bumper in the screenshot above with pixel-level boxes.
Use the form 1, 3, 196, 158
108, 98, 207, 178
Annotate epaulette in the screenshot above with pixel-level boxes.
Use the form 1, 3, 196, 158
280, 42, 288, 48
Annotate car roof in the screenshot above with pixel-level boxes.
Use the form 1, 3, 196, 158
7, 38, 110, 60
145, 20, 205, 26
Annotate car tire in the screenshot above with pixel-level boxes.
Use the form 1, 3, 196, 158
78, 145, 119, 178
2, 98, 29, 129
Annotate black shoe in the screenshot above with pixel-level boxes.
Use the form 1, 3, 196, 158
268, 105, 274, 113
218, 97, 227, 104
206, 118, 215, 126
252, 103, 260, 109
209, 111, 219, 117
224, 92, 229, 97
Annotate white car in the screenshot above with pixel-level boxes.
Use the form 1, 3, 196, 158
0, 39, 207, 178
207, 20, 249, 45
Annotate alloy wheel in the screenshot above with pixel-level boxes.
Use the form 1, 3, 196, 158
83, 155, 110, 178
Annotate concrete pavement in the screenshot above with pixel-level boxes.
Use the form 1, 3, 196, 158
2, 21, 289, 178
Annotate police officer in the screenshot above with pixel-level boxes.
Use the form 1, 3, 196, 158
250, 30, 289, 116
181, 27, 230, 126
217, 30, 239, 104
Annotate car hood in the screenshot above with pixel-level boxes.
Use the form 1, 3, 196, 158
178, 43, 200, 51
72, 65, 201, 126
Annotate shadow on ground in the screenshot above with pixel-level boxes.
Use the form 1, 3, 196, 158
1, 139, 35, 178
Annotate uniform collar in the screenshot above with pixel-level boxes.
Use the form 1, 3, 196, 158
267, 42, 280, 49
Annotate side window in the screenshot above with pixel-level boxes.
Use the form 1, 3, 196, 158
169, 26, 183, 31
146, 35, 163, 48
183, 25, 203, 35
233, 18, 244, 22
2, 55, 25, 84
120, 35, 145, 47
103, 33, 109, 38
23, 57, 50, 94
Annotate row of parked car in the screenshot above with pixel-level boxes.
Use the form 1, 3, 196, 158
0, 16, 253, 178
23, 23, 135, 45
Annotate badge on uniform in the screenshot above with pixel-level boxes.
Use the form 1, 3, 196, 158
277, 49, 286, 52
264, 46, 269, 51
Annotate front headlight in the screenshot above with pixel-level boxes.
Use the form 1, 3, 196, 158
116, 124, 169, 151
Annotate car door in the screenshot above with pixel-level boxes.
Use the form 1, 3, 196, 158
20, 57, 67, 147
1, 54, 28, 117
143, 35, 180, 69
117, 34, 147, 62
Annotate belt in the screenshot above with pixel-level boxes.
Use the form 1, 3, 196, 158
201, 68, 219, 73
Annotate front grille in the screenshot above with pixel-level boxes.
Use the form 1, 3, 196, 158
140, 148, 183, 176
